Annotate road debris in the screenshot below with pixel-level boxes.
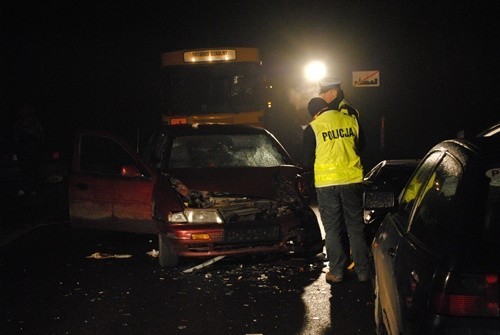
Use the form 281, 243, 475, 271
182, 255, 226, 273
146, 249, 159, 257
85, 252, 132, 259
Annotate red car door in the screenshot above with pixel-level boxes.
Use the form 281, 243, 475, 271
69, 130, 157, 234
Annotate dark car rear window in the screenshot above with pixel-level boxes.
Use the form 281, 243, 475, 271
409, 154, 461, 250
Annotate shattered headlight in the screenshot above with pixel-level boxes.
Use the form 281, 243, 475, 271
168, 209, 224, 224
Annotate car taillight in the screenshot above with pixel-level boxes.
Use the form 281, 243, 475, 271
297, 178, 307, 195
297, 173, 312, 197
432, 272, 499, 317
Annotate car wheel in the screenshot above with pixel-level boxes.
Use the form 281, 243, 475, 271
301, 206, 324, 257
158, 234, 179, 267
374, 276, 388, 335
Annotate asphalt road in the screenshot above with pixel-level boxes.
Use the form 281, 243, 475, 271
0, 185, 376, 335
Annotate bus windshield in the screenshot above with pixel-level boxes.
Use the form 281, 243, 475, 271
161, 62, 266, 115
159, 48, 271, 126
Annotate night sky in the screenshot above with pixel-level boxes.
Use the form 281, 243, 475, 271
2, 0, 499, 168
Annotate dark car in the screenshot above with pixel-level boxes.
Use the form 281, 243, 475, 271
363, 159, 421, 224
69, 124, 323, 267
365, 136, 500, 334
0, 134, 69, 190
362, 159, 420, 246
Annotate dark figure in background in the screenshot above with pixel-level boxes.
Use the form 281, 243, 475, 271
13, 104, 45, 197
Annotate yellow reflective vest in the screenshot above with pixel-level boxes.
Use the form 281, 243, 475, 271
309, 109, 363, 187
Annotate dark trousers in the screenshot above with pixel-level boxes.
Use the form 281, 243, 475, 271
316, 183, 369, 277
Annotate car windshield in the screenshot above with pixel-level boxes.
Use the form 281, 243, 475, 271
166, 133, 287, 168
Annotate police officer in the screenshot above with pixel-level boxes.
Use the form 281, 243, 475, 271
301, 81, 369, 283
319, 78, 360, 120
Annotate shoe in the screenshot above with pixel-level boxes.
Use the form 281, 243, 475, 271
325, 272, 343, 283
308, 252, 327, 262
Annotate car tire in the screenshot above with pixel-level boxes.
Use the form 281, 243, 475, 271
301, 206, 324, 257
374, 275, 388, 335
158, 234, 179, 267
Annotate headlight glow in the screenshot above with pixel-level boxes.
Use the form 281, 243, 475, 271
168, 212, 187, 222
304, 61, 326, 82
168, 209, 223, 224
185, 209, 223, 223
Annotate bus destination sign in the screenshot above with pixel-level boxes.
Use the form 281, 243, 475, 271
184, 49, 237, 63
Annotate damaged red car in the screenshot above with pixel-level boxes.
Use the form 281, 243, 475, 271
69, 124, 323, 267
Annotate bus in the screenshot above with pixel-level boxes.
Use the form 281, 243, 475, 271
159, 47, 272, 126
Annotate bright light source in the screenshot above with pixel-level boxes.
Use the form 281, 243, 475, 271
304, 61, 326, 82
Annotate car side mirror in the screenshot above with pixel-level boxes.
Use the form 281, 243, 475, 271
364, 190, 395, 210
121, 165, 143, 178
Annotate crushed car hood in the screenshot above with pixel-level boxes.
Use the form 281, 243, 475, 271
166, 165, 302, 199
153, 166, 306, 224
